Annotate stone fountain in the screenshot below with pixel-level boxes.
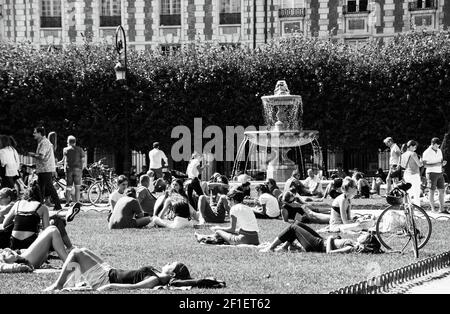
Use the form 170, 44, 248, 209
232, 80, 320, 182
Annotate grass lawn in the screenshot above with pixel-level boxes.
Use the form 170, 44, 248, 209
1, 209, 449, 294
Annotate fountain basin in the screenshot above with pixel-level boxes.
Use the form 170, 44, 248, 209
245, 130, 319, 147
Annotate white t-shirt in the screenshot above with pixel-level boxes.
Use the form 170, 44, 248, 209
389, 144, 401, 166
230, 203, 259, 232
422, 146, 443, 174
302, 175, 322, 192
0, 147, 20, 176
148, 148, 168, 169
109, 190, 125, 209
186, 159, 200, 178
258, 193, 280, 218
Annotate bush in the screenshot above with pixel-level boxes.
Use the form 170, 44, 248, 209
1, 31, 450, 173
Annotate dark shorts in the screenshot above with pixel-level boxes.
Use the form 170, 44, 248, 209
66, 168, 82, 186
10, 234, 38, 250
150, 168, 163, 179
427, 172, 445, 190
388, 164, 402, 179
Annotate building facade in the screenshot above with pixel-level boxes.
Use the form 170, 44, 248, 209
0, 0, 449, 50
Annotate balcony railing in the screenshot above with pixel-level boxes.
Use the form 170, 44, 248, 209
408, 0, 437, 11
40, 16, 62, 28
343, 5, 370, 14
219, 13, 241, 25
160, 14, 181, 26
100, 15, 122, 27
278, 7, 306, 18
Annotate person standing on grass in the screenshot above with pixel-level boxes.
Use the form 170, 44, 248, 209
0, 135, 20, 190
383, 137, 402, 195
401, 140, 423, 207
59, 135, 85, 207
148, 142, 168, 179
422, 137, 449, 214
28, 126, 62, 211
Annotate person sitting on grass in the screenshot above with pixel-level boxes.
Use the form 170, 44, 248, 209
136, 175, 157, 216
0, 182, 77, 251
266, 178, 282, 200
153, 178, 189, 218
252, 184, 280, 219
196, 188, 260, 245
283, 170, 311, 196
329, 177, 358, 231
0, 188, 17, 248
320, 175, 343, 200
354, 172, 370, 199
280, 190, 330, 224
260, 221, 382, 254
109, 175, 128, 211
301, 169, 324, 197
44, 248, 191, 291
108, 187, 152, 230
0, 225, 69, 271
152, 195, 199, 229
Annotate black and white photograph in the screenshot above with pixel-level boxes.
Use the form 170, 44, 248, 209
1, 0, 450, 305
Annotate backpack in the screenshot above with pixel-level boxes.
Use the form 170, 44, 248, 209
357, 232, 383, 254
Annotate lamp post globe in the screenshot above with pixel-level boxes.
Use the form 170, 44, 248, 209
114, 60, 126, 81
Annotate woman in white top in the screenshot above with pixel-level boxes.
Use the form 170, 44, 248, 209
186, 152, 207, 179
329, 177, 358, 229
0, 135, 20, 189
209, 188, 260, 245
401, 140, 423, 206
252, 184, 280, 219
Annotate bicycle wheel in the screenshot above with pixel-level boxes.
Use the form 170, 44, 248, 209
88, 182, 110, 206
410, 204, 432, 250
376, 204, 432, 254
80, 177, 96, 204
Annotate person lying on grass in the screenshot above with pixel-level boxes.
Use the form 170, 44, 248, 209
196, 187, 260, 245
0, 182, 77, 251
44, 248, 193, 291
0, 225, 69, 271
260, 221, 382, 254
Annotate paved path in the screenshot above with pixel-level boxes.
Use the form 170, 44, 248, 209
386, 268, 450, 294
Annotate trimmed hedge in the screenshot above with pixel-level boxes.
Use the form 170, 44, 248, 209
1, 31, 450, 173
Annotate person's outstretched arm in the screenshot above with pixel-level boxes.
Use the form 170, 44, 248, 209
97, 276, 160, 291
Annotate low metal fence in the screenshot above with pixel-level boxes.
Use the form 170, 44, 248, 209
330, 251, 450, 294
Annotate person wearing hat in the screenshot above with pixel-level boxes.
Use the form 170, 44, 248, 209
148, 142, 168, 179
422, 137, 449, 213
45, 247, 191, 291
207, 188, 260, 245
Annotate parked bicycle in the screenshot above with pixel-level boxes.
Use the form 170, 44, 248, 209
376, 181, 432, 258
87, 159, 118, 206
52, 165, 96, 204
